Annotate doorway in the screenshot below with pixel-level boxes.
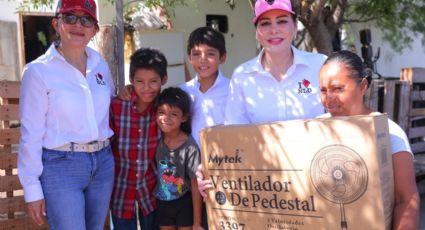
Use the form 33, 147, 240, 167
20, 14, 55, 64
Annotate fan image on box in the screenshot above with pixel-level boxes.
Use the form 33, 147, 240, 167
310, 145, 368, 230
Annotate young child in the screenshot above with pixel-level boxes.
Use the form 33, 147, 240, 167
116, 28, 228, 228
110, 48, 168, 230
180, 26, 229, 146
118, 27, 228, 147
154, 87, 204, 230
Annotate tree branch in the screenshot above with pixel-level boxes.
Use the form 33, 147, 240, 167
247, 0, 255, 10
296, 0, 310, 26
328, 0, 347, 27
344, 17, 378, 23
294, 28, 307, 47
309, 0, 326, 26
325, 0, 347, 34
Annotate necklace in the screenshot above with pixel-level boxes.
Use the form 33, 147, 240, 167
56, 46, 88, 76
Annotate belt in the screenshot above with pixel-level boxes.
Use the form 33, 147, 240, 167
52, 139, 110, 153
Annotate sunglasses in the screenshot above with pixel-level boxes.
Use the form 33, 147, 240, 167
59, 13, 96, 28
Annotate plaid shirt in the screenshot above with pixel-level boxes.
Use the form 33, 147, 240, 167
110, 91, 160, 219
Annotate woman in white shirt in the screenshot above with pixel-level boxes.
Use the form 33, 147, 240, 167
319, 50, 419, 229
224, 0, 327, 125
197, 0, 327, 207
18, 0, 115, 229
198, 50, 420, 230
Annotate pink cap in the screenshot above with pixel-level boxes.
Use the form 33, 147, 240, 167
253, 0, 295, 23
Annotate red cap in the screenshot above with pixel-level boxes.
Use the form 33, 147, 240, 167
56, 0, 97, 21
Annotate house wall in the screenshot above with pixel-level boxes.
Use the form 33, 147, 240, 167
0, 1, 20, 81
0, 1, 19, 22
100, 1, 425, 80
170, 1, 257, 78
97, 0, 115, 24
0, 21, 20, 81
346, 23, 425, 78
98, 0, 258, 79
2, 1, 424, 81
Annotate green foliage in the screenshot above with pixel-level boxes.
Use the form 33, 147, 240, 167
111, 0, 188, 9
15, 0, 55, 11
15, 0, 186, 12
138, 0, 186, 8
349, 0, 425, 52
122, 0, 188, 24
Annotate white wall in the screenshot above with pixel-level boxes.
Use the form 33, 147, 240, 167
170, 1, 257, 78
346, 23, 425, 78
131, 30, 186, 88
97, 0, 115, 24
95, 0, 258, 86
0, 1, 20, 81
47, 0, 258, 79
0, 0, 19, 22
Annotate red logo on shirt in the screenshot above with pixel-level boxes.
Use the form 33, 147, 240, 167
298, 79, 312, 94
302, 79, 310, 88
96, 73, 106, 85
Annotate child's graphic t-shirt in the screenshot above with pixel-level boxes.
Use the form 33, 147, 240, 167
155, 135, 200, 201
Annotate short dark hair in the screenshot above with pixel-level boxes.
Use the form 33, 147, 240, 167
187, 27, 226, 57
156, 87, 192, 135
129, 48, 168, 81
324, 50, 370, 87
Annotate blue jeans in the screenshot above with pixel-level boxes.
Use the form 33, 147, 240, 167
112, 208, 158, 230
40, 146, 114, 230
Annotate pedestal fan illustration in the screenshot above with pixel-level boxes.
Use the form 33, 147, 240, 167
310, 145, 368, 230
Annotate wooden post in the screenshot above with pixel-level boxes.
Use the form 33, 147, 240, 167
115, 0, 125, 90
383, 80, 396, 120
0, 81, 49, 229
94, 25, 118, 87
365, 79, 383, 112
0, 21, 20, 81
400, 67, 425, 83
397, 81, 411, 133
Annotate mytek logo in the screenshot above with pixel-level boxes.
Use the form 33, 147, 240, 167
298, 79, 312, 94
209, 153, 242, 166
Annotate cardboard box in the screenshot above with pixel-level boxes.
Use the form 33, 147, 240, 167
200, 114, 394, 230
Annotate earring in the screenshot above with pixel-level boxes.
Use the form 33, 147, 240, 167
54, 32, 61, 45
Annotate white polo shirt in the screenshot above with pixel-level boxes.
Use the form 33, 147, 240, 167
18, 44, 115, 202
180, 71, 229, 146
320, 113, 412, 155
224, 46, 327, 125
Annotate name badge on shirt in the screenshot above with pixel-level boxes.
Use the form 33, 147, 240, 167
95, 73, 106, 85
298, 79, 312, 94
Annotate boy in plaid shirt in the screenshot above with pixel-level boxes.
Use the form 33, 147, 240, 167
110, 48, 168, 230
